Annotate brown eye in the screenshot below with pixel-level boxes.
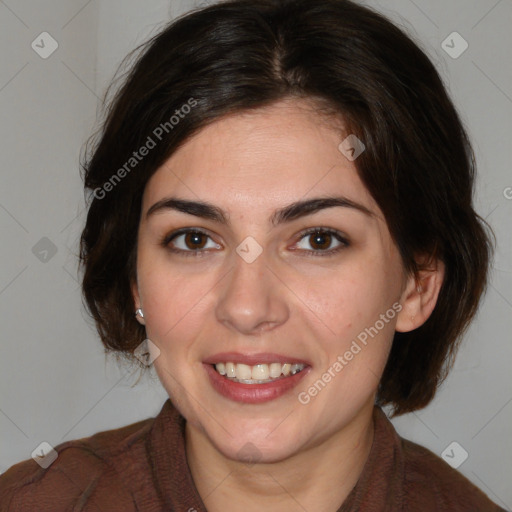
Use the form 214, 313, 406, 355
294, 228, 349, 256
308, 231, 333, 250
163, 229, 221, 256
183, 231, 208, 250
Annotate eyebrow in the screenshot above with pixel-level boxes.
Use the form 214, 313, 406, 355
145, 195, 375, 226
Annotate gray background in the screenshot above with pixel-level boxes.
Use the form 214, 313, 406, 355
1, 0, 511, 508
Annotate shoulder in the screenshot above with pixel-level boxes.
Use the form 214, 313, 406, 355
0, 416, 154, 512
399, 437, 505, 511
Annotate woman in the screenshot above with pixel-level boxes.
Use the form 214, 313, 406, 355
0, 0, 505, 510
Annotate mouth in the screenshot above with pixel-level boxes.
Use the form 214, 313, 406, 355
203, 352, 311, 404
212, 361, 307, 384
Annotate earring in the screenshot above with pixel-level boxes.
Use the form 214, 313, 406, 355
135, 308, 144, 319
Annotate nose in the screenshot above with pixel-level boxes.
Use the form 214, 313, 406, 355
215, 249, 289, 336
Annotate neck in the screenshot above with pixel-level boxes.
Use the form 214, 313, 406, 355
184, 400, 375, 512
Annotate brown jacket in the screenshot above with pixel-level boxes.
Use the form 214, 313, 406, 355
0, 399, 506, 511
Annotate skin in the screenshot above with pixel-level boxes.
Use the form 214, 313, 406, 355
132, 98, 444, 512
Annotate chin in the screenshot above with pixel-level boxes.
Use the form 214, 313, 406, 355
209, 421, 306, 464
223, 438, 301, 465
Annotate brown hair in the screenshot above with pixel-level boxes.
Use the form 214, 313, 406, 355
79, 0, 494, 415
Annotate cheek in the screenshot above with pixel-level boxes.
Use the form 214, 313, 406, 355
298, 255, 396, 333
141, 266, 209, 409
295, 256, 399, 398
136, 255, 209, 343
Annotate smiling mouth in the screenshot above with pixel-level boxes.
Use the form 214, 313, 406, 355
212, 362, 307, 384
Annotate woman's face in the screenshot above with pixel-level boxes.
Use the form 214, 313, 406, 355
133, 98, 414, 462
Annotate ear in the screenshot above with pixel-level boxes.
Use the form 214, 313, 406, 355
131, 279, 146, 326
395, 255, 445, 333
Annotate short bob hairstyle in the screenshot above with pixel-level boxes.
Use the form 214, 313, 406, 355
79, 0, 494, 416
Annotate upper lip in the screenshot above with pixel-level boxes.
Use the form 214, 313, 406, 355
203, 352, 311, 366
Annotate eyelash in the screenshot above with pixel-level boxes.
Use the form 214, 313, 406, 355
161, 227, 350, 258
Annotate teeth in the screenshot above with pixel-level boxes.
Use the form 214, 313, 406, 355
225, 362, 236, 378
269, 362, 282, 378
214, 362, 306, 382
290, 363, 303, 375
252, 364, 269, 380
236, 363, 252, 380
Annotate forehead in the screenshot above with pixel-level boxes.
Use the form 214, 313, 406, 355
142, 98, 377, 216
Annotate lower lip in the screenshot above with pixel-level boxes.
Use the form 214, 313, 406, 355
203, 363, 311, 404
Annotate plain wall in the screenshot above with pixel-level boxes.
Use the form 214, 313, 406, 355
1, 0, 510, 509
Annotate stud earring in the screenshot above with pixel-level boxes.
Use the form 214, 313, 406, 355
135, 308, 144, 319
